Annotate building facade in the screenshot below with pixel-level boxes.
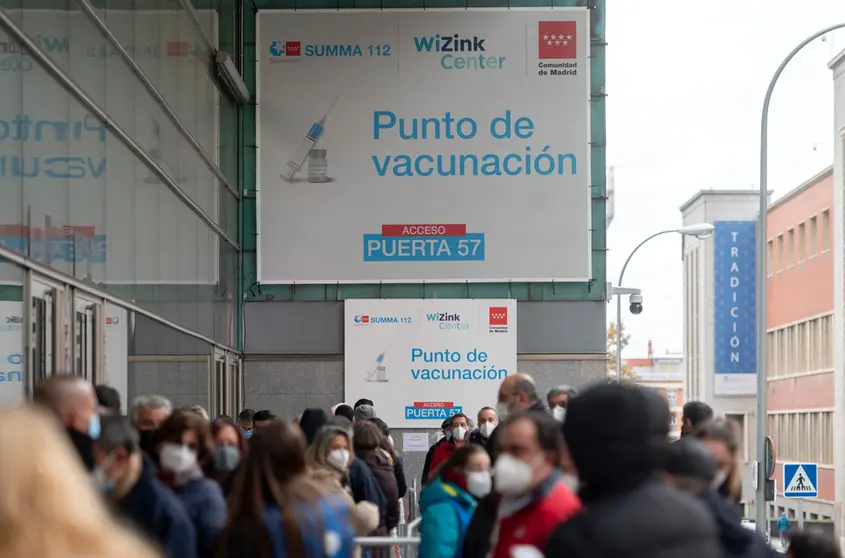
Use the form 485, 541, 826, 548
765, 167, 834, 521
625, 342, 684, 439
830, 48, 845, 545
680, 190, 768, 517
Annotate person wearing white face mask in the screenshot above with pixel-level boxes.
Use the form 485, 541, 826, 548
468, 406, 498, 456
428, 413, 471, 480
462, 411, 581, 558
153, 410, 226, 558
419, 445, 491, 558
487, 374, 546, 464
306, 423, 379, 549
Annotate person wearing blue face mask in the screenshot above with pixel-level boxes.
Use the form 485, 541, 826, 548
237, 408, 255, 439
33, 374, 102, 471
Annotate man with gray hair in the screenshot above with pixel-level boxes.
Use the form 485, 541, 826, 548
547, 385, 579, 422
131, 394, 172, 456
487, 373, 547, 462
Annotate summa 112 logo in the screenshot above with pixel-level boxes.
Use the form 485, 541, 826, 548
353, 315, 370, 325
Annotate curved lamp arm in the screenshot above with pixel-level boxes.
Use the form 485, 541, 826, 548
617, 230, 677, 287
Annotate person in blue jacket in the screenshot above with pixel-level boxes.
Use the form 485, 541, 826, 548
419, 444, 492, 558
154, 410, 227, 558
778, 512, 790, 544
214, 419, 357, 558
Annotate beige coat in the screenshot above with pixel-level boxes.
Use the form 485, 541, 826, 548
309, 466, 380, 536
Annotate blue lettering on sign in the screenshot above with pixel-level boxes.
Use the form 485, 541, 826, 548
0, 235, 107, 263
404, 406, 463, 420
304, 44, 363, 57
713, 221, 756, 375
363, 233, 485, 262
0, 371, 22, 382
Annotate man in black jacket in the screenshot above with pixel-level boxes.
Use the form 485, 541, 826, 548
94, 414, 197, 558
421, 416, 452, 483
544, 383, 720, 558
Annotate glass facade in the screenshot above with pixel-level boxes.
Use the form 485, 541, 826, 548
0, 0, 242, 410
0, 0, 239, 347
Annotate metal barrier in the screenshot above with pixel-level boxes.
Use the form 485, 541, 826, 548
355, 536, 420, 558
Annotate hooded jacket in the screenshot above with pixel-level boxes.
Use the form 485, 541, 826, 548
419, 479, 476, 558
545, 384, 720, 558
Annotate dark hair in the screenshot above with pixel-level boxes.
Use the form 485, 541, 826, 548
787, 531, 841, 558
449, 412, 469, 425
238, 409, 255, 422
352, 420, 382, 454
682, 401, 714, 429
500, 410, 563, 467
366, 417, 396, 460
253, 410, 277, 422
334, 404, 354, 421
95, 385, 121, 414
212, 416, 248, 454
353, 399, 374, 409
156, 409, 215, 463
218, 420, 324, 558
97, 414, 138, 454
432, 444, 487, 480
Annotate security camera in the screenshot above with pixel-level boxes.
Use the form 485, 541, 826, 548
629, 294, 643, 315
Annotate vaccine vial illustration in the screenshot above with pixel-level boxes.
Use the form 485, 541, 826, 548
365, 352, 389, 383
307, 149, 328, 183
282, 95, 339, 182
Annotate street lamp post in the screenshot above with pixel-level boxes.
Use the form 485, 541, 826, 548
615, 223, 715, 381
755, 23, 845, 536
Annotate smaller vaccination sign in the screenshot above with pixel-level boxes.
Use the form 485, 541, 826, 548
344, 299, 517, 428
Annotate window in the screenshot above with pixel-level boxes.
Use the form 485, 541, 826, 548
767, 240, 774, 277
810, 216, 818, 257
798, 222, 806, 262
822, 210, 830, 252
767, 410, 833, 466
777, 235, 784, 272
787, 229, 794, 268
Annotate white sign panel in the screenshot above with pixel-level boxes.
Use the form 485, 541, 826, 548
0, 10, 219, 284
0, 301, 24, 408
257, 9, 591, 283
402, 432, 430, 452
103, 303, 129, 414
344, 299, 517, 428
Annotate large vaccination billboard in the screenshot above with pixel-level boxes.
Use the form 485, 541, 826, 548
257, 9, 591, 283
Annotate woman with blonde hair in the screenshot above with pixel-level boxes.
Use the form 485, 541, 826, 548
0, 405, 160, 558
306, 422, 379, 538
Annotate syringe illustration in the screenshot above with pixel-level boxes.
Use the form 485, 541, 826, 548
365, 350, 389, 383
282, 95, 340, 182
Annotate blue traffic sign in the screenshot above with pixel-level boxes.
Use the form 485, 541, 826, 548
783, 463, 818, 499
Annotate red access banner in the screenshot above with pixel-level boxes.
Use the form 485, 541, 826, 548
381, 224, 466, 237
413, 402, 454, 408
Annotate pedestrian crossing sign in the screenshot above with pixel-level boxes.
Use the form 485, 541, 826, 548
783, 463, 818, 499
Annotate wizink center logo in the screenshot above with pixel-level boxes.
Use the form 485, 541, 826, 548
426, 312, 469, 331
412, 32, 505, 71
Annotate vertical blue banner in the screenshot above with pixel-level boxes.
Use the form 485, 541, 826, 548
713, 221, 757, 396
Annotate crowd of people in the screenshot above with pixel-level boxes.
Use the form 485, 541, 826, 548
0, 372, 840, 558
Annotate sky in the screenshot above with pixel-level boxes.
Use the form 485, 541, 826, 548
605, 0, 845, 359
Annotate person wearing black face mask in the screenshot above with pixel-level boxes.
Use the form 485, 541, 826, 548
131, 395, 173, 458
33, 375, 102, 471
